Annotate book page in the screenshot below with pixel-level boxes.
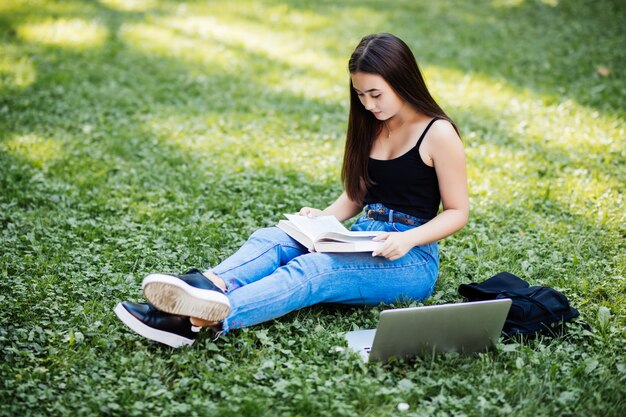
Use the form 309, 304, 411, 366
276, 220, 314, 251
315, 232, 379, 243
284, 214, 348, 240
314, 239, 382, 252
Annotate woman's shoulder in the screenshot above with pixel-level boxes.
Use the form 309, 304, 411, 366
428, 118, 458, 139
420, 118, 459, 143
421, 118, 464, 159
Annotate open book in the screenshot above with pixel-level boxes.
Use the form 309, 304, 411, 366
276, 214, 382, 253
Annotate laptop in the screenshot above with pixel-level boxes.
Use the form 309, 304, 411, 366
345, 299, 512, 362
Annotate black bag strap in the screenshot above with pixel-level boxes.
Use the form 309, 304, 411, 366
499, 289, 561, 321
458, 272, 529, 301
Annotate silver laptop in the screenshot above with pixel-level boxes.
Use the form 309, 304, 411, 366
345, 299, 512, 362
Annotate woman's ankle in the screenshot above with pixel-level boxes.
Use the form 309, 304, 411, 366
190, 317, 220, 327
202, 270, 227, 292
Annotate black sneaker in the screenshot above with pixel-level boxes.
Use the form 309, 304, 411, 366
142, 268, 230, 322
114, 301, 199, 348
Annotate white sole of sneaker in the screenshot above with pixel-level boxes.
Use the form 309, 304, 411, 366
113, 303, 196, 348
141, 274, 231, 322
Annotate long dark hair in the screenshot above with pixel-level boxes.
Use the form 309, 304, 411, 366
342, 33, 459, 203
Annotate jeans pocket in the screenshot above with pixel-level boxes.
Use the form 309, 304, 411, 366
354, 215, 368, 225
350, 216, 372, 232
391, 222, 414, 233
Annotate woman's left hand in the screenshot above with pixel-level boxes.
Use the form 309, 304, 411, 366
298, 207, 324, 217
372, 232, 415, 261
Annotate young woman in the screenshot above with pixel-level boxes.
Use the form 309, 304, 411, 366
115, 33, 469, 348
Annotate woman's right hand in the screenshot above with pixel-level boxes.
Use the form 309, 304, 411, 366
298, 207, 324, 218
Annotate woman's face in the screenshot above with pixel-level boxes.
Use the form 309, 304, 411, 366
351, 72, 405, 120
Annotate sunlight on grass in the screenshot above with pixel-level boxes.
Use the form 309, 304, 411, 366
120, 13, 345, 100
469, 141, 624, 224
119, 22, 242, 73
17, 18, 108, 49
178, 1, 336, 33
161, 15, 339, 74
492, 0, 525, 7
0, 46, 36, 89
423, 66, 624, 226
492, 0, 558, 8
427, 66, 622, 153
143, 113, 341, 182
98, 0, 155, 12
115, 1, 384, 102
0, 1, 21, 14
1, 134, 62, 168
0, 0, 87, 15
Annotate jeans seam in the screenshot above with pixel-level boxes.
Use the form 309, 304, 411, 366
214, 240, 305, 277
322, 257, 430, 273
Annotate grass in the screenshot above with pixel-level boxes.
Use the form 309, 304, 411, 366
1, 0, 624, 415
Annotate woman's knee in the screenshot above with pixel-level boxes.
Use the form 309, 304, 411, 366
250, 226, 282, 240
249, 226, 293, 246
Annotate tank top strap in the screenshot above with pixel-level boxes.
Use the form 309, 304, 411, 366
415, 117, 441, 149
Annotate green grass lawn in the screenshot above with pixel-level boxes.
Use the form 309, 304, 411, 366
1, 0, 624, 415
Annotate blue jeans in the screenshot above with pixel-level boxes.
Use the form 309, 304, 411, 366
210, 205, 439, 333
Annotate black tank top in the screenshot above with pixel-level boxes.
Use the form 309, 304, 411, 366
364, 118, 441, 219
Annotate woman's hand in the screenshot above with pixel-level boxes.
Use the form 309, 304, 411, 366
298, 207, 324, 218
372, 232, 415, 261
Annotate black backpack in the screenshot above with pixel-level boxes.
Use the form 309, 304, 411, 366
458, 272, 580, 336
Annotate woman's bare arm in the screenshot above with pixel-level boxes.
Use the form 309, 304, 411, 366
299, 191, 362, 222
